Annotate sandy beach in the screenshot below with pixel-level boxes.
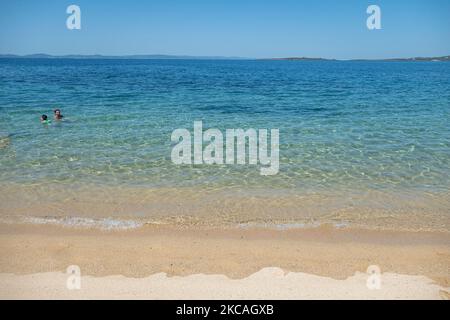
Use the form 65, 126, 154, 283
1, 0, 450, 304
0, 223, 449, 299
1, 269, 448, 300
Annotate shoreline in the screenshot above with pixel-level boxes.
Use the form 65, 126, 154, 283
1, 183, 449, 233
0, 222, 449, 299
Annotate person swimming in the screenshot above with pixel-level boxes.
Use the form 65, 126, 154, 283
54, 108, 64, 120
41, 114, 51, 124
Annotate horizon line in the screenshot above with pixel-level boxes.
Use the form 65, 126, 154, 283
0, 53, 449, 61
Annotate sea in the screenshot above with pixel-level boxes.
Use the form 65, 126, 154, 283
0, 58, 449, 231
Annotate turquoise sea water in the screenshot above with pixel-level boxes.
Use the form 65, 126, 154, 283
0, 59, 449, 229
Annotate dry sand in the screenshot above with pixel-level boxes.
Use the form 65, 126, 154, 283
0, 223, 449, 299
1, 268, 448, 300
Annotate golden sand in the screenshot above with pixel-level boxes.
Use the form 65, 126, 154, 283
0, 223, 448, 284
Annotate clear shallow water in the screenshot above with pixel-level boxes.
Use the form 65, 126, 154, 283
0, 59, 449, 230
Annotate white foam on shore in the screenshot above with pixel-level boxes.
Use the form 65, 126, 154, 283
0, 216, 143, 230
1, 215, 353, 231
238, 221, 349, 230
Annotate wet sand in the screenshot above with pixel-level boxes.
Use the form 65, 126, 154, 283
0, 223, 449, 299
1, 183, 449, 232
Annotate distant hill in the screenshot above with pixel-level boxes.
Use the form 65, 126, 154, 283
1, 54, 449, 62
381, 56, 450, 62
0, 54, 247, 60
260, 57, 335, 61
261, 55, 450, 62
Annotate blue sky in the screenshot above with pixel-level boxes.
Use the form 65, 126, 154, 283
0, 0, 449, 59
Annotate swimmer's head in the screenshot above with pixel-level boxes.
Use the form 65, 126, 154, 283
54, 108, 63, 119
41, 114, 48, 121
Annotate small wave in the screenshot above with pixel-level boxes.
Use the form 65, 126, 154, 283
1, 216, 143, 230
237, 221, 349, 230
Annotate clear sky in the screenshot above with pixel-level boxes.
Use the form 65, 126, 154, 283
0, 0, 449, 59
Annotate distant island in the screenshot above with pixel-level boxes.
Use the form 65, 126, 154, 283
0, 54, 247, 60
380, 56, 450, 62
261, 57, 334, 61
260, 55, 450, 62
0, 54, 449, 61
